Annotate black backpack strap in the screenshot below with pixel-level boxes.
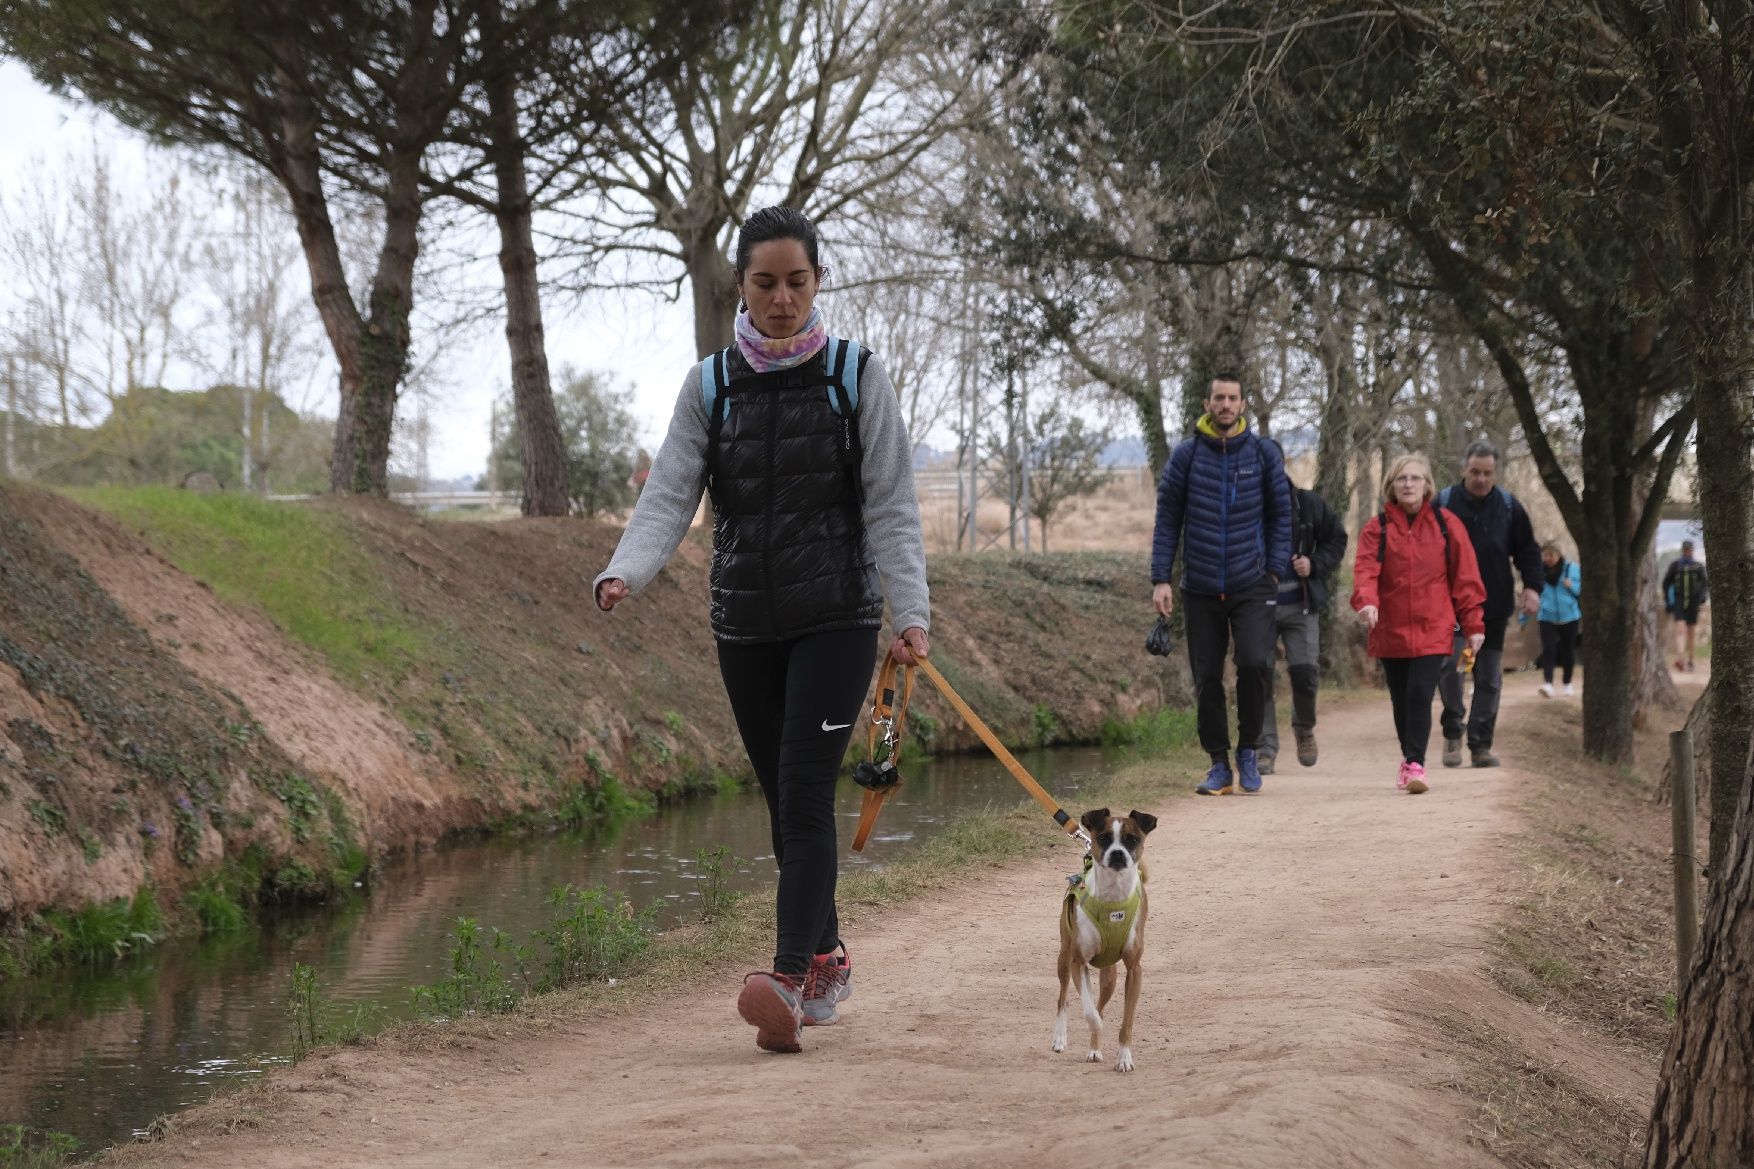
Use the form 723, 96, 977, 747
1376, 509, 1388, 562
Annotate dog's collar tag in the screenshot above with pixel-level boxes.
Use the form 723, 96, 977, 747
1107, 910, 1126, 923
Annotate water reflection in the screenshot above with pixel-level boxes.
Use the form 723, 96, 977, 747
0, 744, 1113, 1150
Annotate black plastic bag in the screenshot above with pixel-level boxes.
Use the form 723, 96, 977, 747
1145, 614, 1174, 657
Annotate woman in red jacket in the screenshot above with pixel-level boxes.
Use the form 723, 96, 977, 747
1352, 454, 1487, 794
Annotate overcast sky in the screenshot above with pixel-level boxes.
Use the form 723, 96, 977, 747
0, 60, 704, 482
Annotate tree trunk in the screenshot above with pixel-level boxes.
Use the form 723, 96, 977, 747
483, 3, 568, 518
272, 61, 369, 492
1691, 307, 1754, 877
337, 138, 425, 496
1632, 546, 1685, 725
1643, 744, 1754, 1167
686, 231, 736, 358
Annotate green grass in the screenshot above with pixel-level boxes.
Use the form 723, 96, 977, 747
71, 488, 434, 687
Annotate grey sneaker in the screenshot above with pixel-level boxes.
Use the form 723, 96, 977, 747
1256, 751, 1277, 776
1471, 749, 1500, 768
737, 971, 804, 1052
801, 947, 853, 1026
1442, 738, 1463, 768
1295, 730, 1318, 767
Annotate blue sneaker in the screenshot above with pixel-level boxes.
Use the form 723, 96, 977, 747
1237, 747, 1263, 793
1194, 760, 1234, 795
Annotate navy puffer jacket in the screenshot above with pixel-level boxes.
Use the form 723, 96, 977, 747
1151, 417, 1292, 596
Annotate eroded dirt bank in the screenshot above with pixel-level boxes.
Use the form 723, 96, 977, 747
0, 482, 1189, 926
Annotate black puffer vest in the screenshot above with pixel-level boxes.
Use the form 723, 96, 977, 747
703, 345, 881, 643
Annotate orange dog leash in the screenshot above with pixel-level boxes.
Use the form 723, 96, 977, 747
849, 649, 1092, 852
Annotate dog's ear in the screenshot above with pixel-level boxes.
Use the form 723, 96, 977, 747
1080, 808, 1110, 834
1129, 810, 1158, 835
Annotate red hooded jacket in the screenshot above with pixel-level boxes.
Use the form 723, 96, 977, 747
1351, 502, 1486, 658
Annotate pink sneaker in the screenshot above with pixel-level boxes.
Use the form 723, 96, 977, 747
1404, 762, 1429, 795
737, 972, 804, 1053
1396, 761, 1411, 790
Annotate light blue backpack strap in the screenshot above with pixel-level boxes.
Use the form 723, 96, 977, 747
699, 347, 729, 418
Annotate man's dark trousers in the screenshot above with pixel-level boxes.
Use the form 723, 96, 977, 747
1182, 574, 1278, 758
1439, 617, 1508, 751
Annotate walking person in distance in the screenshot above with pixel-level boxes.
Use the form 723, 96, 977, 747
594, 207, 929, 1054
1434, 440, 1542, 768
1663, 539, 1709, 672
1352, 454, 1486, 795
1150, 372, 1292, 795
1258, 440, 1348, 774
1535, 540, 1581, 698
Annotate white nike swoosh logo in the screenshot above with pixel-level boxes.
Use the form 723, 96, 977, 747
821, 720, 852, 732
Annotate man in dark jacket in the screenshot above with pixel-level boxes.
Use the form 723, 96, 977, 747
1151, 373, 1292, 795
1435, 439, 1543, 768
1663, 539, 1709, 671
1257, 451, 1348, 774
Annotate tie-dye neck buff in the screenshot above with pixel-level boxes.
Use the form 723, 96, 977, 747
734, 305, 828, 373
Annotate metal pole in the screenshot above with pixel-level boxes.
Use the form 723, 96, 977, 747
1019, 372, 1031, 552
1669, 728, 1699, 995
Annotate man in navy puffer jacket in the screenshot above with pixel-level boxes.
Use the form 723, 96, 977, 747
1151, 374, 1292, 795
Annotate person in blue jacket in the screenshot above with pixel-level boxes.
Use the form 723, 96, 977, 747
1535, 540, 1581, 698
1151, 372, 1292, 795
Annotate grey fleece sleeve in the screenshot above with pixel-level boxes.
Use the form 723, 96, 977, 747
856, 356, 931, 634
593, 368, 708, 600
592, 355, 930, 635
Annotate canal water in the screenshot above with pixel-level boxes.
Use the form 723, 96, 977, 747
0, 744, 1116, 1151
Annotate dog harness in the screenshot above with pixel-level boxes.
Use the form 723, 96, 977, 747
1068, 867, 1142, 969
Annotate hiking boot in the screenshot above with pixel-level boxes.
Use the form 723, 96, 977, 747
1256, 751, 1276, 776
1403, 762, 1429, 795
801, 947, 852, 1026
1194, 760, 1235, 795
1538, 682, 1554, 699
1442, 738, 1463, 768
1471, 749, 1500, 768
737, 971, 804, 1053
1237, 747, 1263, 794
1295, 730, 1318, 767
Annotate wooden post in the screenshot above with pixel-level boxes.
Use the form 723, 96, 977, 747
1668, 727, 1699, 994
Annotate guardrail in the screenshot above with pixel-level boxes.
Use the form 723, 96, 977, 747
269, 490, 520, 507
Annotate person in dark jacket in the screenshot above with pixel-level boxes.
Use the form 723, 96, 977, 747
1663, 539, 1709, 672
1256, 446, 1348, 773
1434, 439, 1542, 768
594, 207, 929, 1054
1352, 454, 1487, 794
1151, 373, 1292, 795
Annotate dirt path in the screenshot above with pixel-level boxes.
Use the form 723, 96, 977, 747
120, 690, 1533, 1169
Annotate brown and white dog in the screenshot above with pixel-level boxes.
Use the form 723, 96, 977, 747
1053, 807, 1155, 1072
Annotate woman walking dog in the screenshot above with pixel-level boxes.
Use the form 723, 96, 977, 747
594, 207, 930, 1054
1352, 454, 1486, 795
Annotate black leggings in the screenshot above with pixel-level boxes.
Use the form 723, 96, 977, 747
1540, 620, 1579, 684
717, 627, 878, 977
1380, 655, 1447, 765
